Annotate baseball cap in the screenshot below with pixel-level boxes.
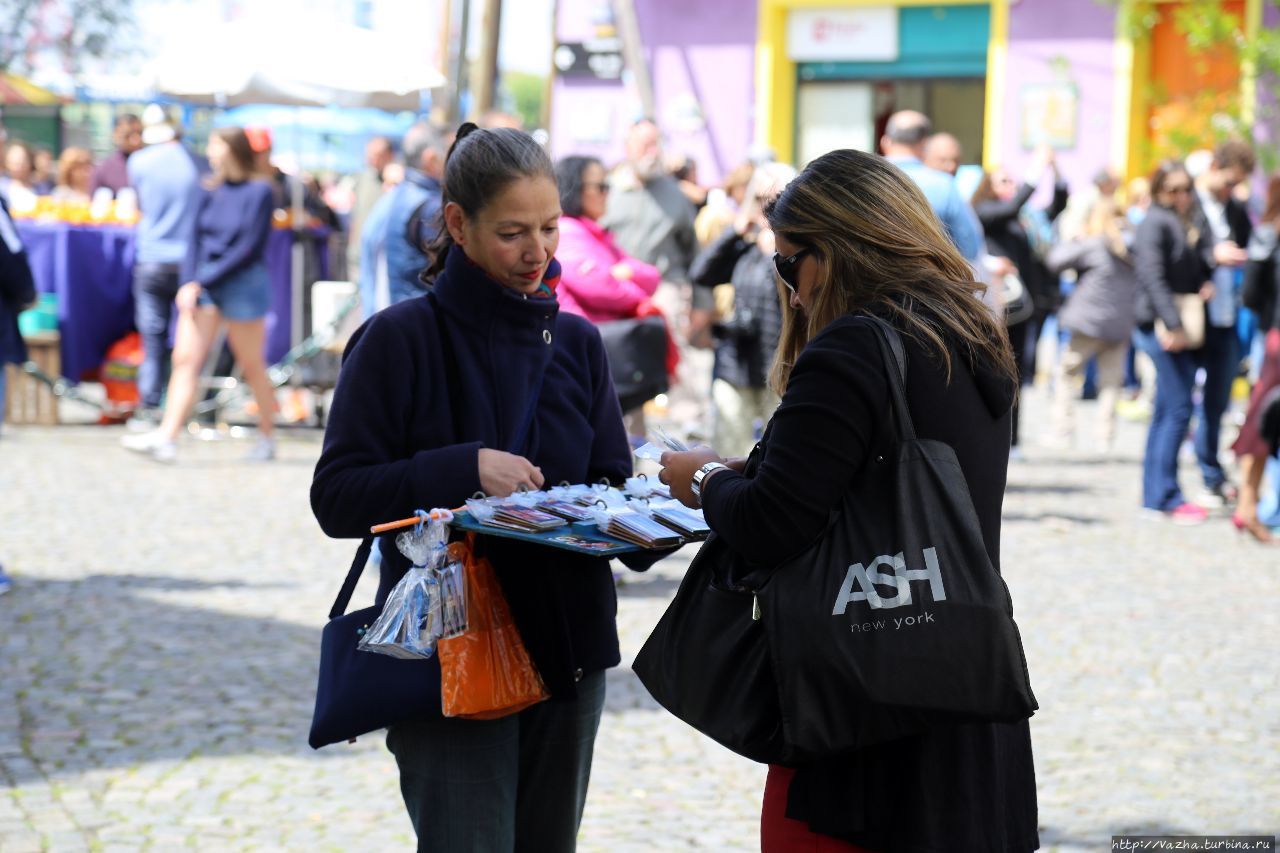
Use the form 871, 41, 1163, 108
141, 104, 177, 145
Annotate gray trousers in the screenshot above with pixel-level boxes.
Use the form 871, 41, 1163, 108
386, 670, 606, 853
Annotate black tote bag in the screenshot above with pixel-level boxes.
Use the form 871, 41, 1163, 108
633, 317, 1036, 763
597, 315, 669, 411
309, 538, 441, 748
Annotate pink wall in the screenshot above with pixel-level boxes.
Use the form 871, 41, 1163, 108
549, 0, 757, 184
999, 0, 1119, 199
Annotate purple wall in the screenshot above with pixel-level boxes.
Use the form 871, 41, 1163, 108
1257, 3, 1280, 172
1001, 0, 1118, 198
550, 0, 757, 184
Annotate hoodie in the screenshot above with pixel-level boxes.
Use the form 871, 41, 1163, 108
698, 313, 1036, 852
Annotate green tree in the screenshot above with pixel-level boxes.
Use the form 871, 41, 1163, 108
1107, 0, 1280, 170
502, 71, 547, 131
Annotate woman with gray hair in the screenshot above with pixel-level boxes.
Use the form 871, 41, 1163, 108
690, 162, 797, 457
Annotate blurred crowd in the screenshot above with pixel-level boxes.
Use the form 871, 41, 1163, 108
3, 103, 1278, 541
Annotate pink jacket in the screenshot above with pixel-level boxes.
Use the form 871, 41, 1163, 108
555, 216, 661, 323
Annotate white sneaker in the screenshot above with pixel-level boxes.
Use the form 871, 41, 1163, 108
244, 436, 276, 462
121, 430, 178, 463
125, 408, 161, 433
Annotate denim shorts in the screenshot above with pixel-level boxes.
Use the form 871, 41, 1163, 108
198, 263, 271, 321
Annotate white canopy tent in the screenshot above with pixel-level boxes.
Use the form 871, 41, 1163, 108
151, 19, 445, 351
151, 19, 445, 110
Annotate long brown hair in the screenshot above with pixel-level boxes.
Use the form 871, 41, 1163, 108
1083, 196, 1129, 258
764, 148, 1018, 395
207, 127, 258, 187
1148, 158, 1199, 243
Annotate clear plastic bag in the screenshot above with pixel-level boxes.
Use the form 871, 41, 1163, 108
358, 509, 466, 659
625, 473, 670, 499
633, 442, 666, 462
436, 554, 468, 640
635, 427, 689, 461
588, 483, 630, 508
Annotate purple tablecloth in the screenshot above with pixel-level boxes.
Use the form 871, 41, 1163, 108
16, 221, 327, 381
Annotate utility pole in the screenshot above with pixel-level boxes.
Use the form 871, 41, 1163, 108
432, 0, 455, 123
611, 0, 654, 119
452, 0, 472, 122
470, 0, 503, 119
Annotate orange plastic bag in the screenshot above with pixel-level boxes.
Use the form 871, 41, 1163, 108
437, 537, 549, 719
101, 332, 143, 409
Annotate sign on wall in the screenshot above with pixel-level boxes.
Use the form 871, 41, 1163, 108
1019, 82, 1078, 150
554, 38, 625, 80
787, 7, 898, 63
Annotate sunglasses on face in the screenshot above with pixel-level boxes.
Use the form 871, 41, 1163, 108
1162, 184, 1191, 195
772, 247, 810, 296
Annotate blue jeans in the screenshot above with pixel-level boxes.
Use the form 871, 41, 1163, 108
1134, 328, 1197, 510
1193, 325, 1239, 490
132, 263, 181, 409
196, 263, 271, 321
1261, 457, 1280, 527
385, 669, 606, 852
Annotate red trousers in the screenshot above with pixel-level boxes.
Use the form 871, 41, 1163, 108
761, 765, 873, 853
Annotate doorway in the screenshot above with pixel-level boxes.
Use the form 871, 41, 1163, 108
796, 78, 986, 167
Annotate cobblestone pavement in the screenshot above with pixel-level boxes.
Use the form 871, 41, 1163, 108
0, 387, 1277, 852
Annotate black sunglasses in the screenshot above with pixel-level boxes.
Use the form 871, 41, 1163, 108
772, 247, 810, 295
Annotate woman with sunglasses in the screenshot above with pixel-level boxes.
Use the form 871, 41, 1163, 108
1132, 160, 1214, 524
658, 149, 1036, 852
553, 155, 667, 441
690, 162, 796, 457
553, 156, 661, 323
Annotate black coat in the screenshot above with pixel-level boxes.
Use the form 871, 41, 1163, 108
0, 197, 35, 365
311, 247, 650, 698
975, 180, 1069, 315
700, 314, 1037, 852
1132, 204, 1212, 331
689, 225, 784, 389
1243, 224, 1280, 332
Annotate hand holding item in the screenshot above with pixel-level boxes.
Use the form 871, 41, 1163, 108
1213, 241, 1248, 267
1159, 327, 1189, 352
610, 262, 634, 281
176, 282, 202, 313
659, 447, 725, 508
478, 449, 545, 497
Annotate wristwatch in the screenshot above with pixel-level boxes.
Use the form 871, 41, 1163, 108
690, 461, 730, 504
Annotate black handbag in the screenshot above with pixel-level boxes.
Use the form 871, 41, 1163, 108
308, 537, 441, 748
633, 317, 1037, 764
597, 315, 669, 412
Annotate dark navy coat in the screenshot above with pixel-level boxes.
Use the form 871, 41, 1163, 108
311, 246, 638, 697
